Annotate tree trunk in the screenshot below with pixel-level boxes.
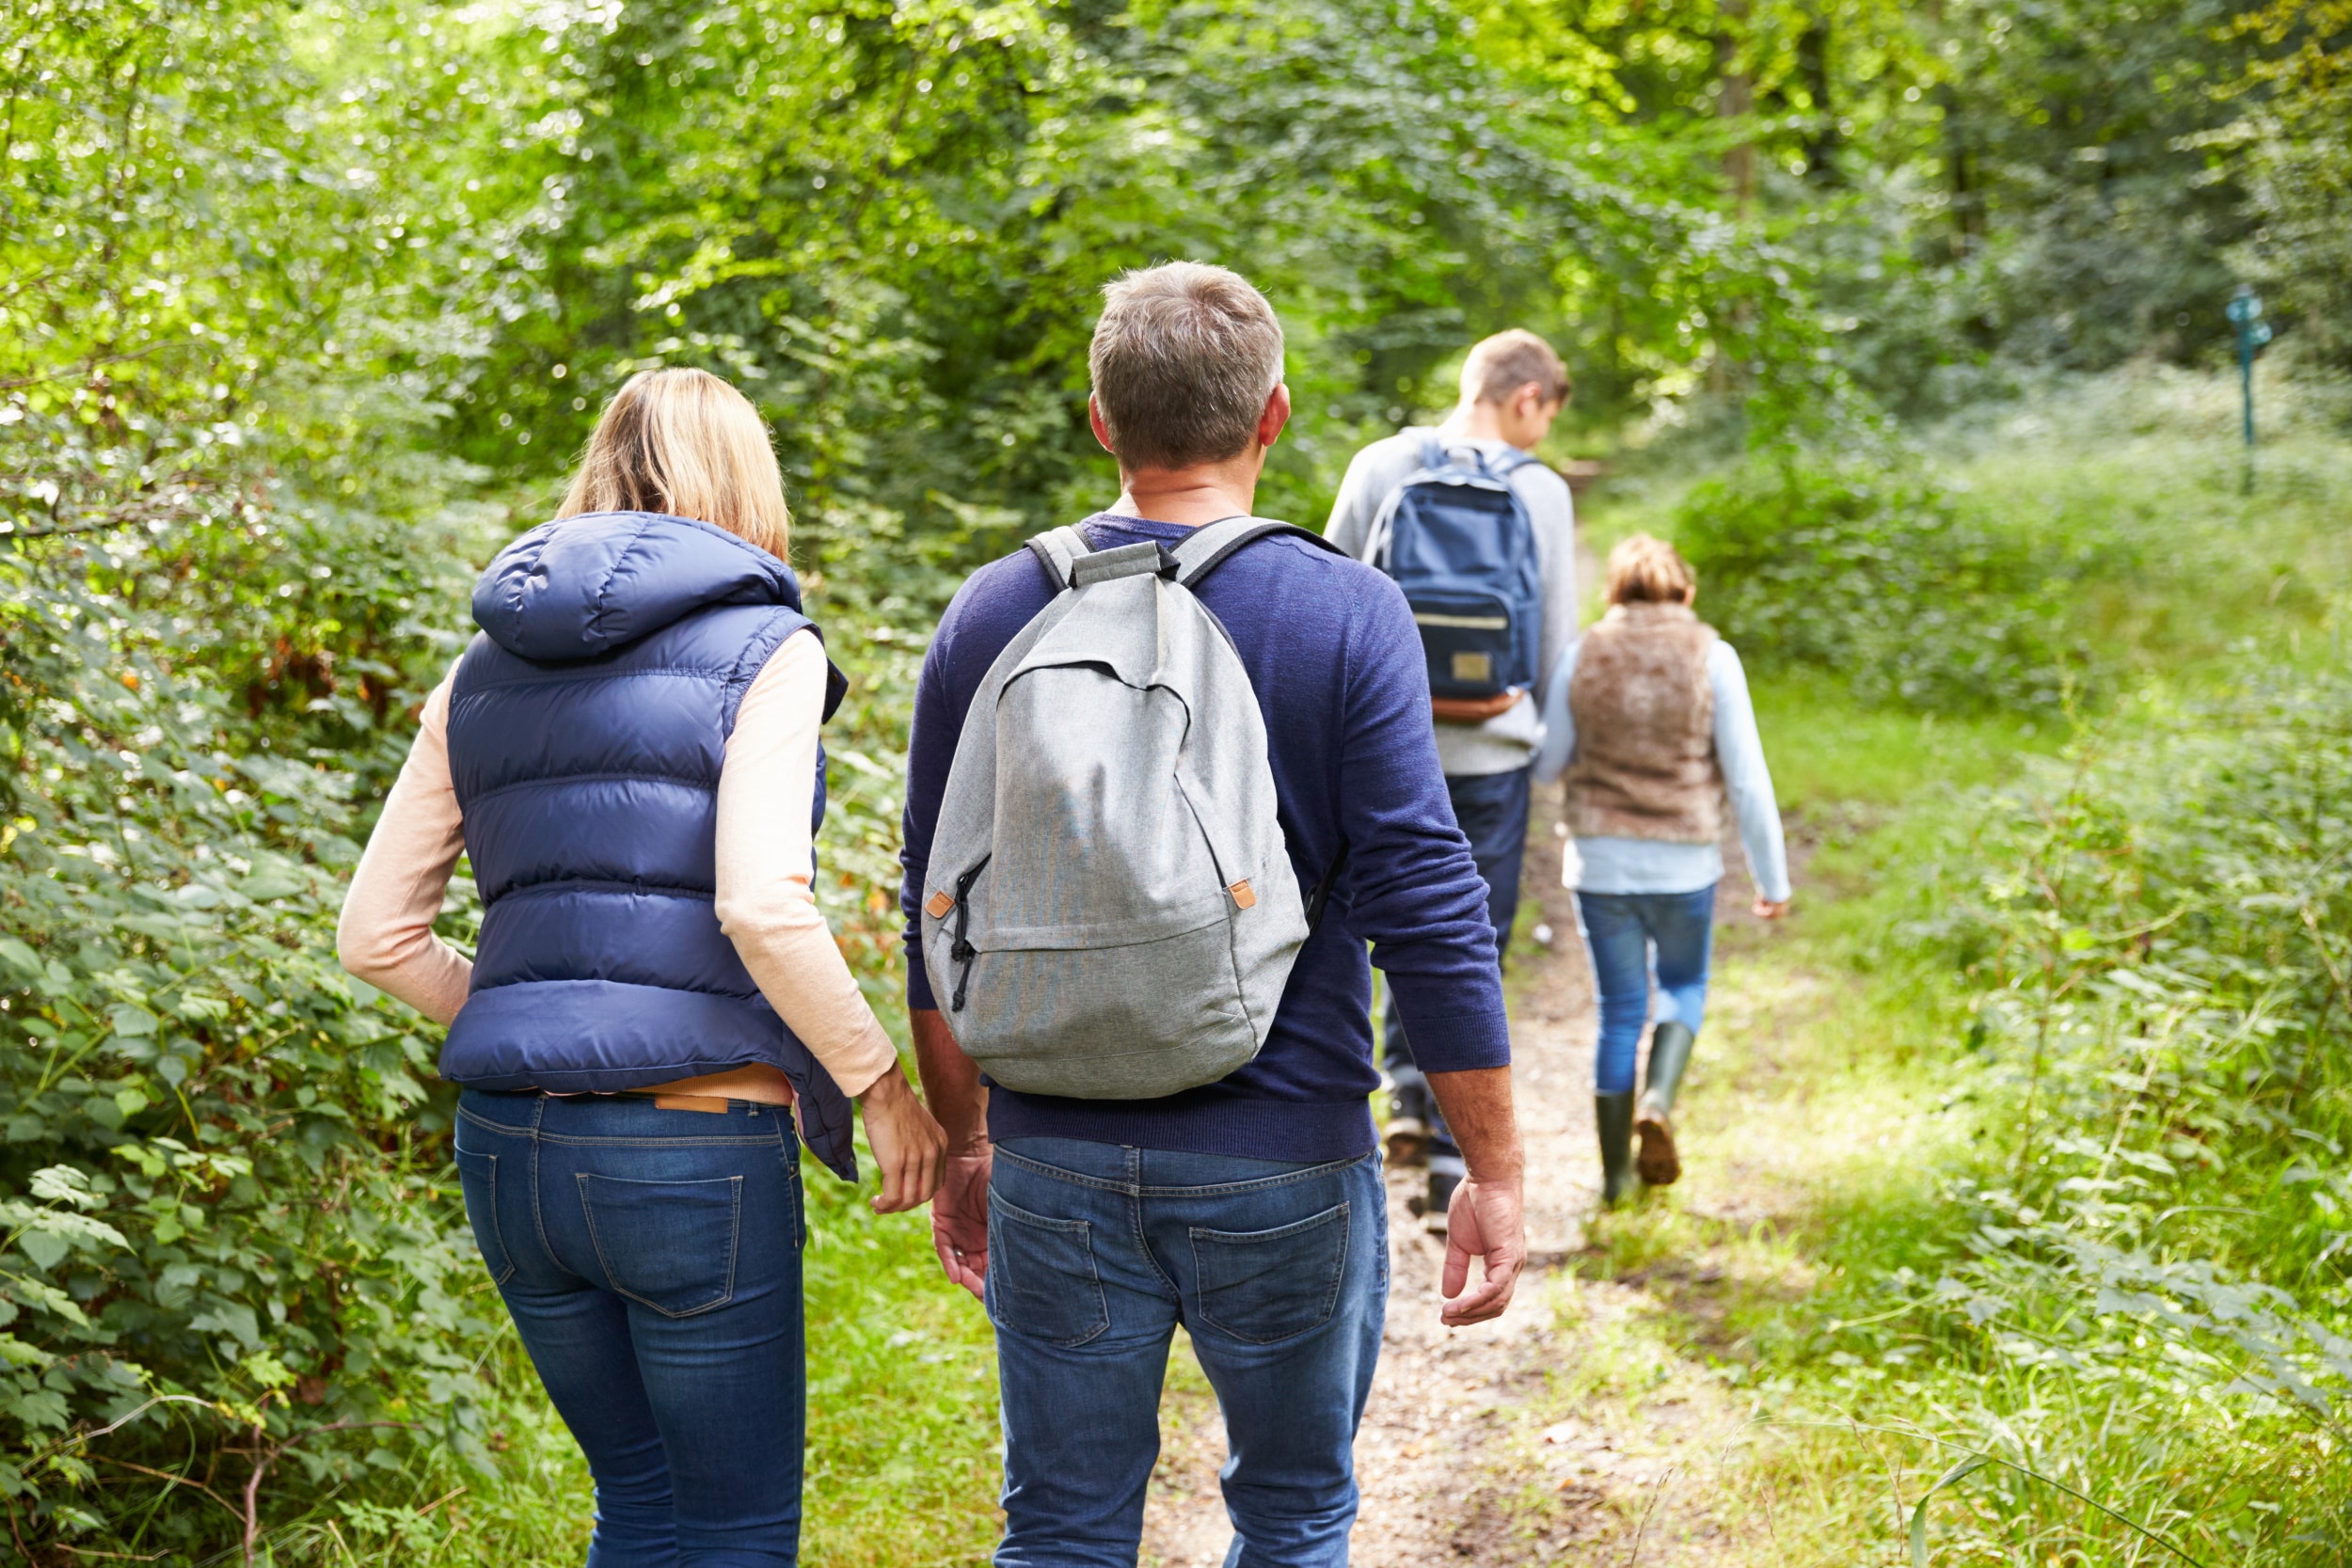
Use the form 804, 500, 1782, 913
1718, 0, 1756, 218
1797, 16, 1841, 182
1922, 0, 1979, 256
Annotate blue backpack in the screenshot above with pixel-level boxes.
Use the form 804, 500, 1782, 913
1368, 436, 1544, 706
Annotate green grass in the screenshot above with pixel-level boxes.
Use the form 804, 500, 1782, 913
798, 1177, 1002, 1567
1750, 673, 2058, 812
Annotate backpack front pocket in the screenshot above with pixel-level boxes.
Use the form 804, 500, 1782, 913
1410, 590, 1518, 697
949, 915, 1260, 1098
576, 1173, 743, 1318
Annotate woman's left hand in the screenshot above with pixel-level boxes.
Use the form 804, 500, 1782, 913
1753, 896, 1791, 920
858, 1069, 948, 1213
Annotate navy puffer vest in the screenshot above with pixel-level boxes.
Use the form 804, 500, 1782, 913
439, 511, 858, 1180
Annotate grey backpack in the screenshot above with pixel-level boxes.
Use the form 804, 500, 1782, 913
919, 517, 1346, 1099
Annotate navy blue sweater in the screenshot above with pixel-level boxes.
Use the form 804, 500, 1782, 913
899, 515, 1508, 1161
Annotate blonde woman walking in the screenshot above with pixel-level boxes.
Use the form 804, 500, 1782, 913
340, 368, 945, 1563
1534, 534, 1790, 1206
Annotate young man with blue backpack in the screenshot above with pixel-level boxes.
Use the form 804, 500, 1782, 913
900, 262, 1527, 1566
1325, 331, 1575, 1229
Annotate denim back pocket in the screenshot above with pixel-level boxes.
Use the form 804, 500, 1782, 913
577, 1174, 743, 1318
987, 1192, 1109, 1347
1191, 1202, 1350, 1345
453, 1148, 516, 1288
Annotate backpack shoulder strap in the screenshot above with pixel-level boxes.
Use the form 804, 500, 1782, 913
1024, 525, 1094, 592
1485, 446, 1543, 478
1171, 516, 1344, 589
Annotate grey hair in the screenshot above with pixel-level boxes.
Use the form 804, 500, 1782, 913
1089, 261, 1285, 470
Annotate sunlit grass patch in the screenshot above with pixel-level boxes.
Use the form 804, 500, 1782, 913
801, 1168, 1004, 1568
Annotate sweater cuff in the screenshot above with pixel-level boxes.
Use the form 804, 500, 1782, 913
1384, 1004, 1513, 1073
907, 947, 939, 1013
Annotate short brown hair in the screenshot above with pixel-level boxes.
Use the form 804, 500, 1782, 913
560, 368, 790, 559
1460, 329, 1569, 408
1604, 533, 1696, 606
1089, 261, 1285, 470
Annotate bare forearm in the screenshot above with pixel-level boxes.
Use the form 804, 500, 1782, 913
1427, 1067, 1523, 1184
910, 1008, 988, 1150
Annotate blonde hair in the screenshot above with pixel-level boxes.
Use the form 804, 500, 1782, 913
559, 368, 790, 559
1459, 329, 1569, 408
1089, 261, 1286, 470
1604, 533, 1696, 606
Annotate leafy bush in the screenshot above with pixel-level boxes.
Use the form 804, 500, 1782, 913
1802, 674, 2352, 1562
1672, 440, 2119, 713
0, 516, 502, 1559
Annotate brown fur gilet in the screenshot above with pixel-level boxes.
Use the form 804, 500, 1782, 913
1564, 601, 1724, 844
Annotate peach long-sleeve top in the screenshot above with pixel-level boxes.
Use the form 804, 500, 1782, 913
335, 627, 898, 1103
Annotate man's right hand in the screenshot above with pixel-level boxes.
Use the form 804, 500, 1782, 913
932, 1144, 992, 1300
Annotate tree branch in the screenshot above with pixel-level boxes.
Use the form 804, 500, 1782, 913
240, 1419, 417, 1565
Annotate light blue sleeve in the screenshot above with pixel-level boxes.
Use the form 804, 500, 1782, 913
1532, 639, 1580, 785
1709, 641, 1791, 903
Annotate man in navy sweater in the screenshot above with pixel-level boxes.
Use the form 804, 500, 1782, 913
903, 261, 1524, 1566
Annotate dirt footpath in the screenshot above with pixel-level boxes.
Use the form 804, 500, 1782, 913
1139, 787, 1775, 1566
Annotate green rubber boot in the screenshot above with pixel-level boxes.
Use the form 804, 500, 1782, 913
1636, 1021, 1697, 1187
1596, 1092, 1638, 1207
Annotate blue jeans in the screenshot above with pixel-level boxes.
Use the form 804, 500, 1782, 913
1577, 886, 1716, 1096
1384, 766, 1531, 1155
453, 1090, 808, 1566
986, 1137, 1388, 1568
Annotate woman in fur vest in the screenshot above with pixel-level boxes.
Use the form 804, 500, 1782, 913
1534, 534, 1791, 1205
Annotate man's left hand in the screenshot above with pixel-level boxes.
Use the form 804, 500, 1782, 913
1439, 1174, 1524, 1326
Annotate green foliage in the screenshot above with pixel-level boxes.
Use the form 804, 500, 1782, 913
0, 525, 501, 1556
1828, 0, 2276, 400
437, 0, 1815, 535
1790, 676, 2352, 1562
1671, 438, 2111, 713
2239, 1, 2352, 365
0, 2, 529, 1554
1661, 364, 2352, 718
2, 0, 2347, 1558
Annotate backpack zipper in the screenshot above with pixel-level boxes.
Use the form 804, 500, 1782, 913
944, 855, 991, 1012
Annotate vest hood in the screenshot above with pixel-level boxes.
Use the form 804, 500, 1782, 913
473, 511, 803, 662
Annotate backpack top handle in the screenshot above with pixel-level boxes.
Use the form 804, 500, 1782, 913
1024, 524, 1094, 592
1068, 541, 1179, 588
